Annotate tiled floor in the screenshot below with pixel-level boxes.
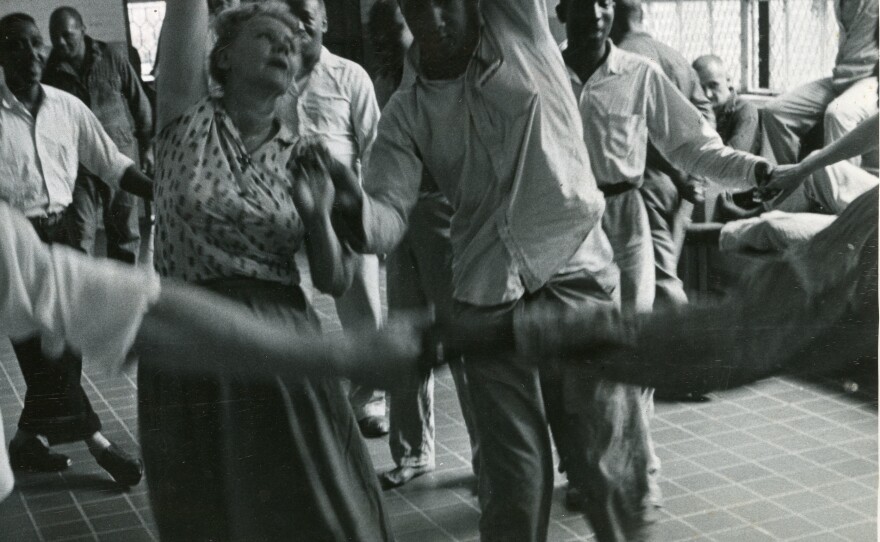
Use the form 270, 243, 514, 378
0, 252, 876, 541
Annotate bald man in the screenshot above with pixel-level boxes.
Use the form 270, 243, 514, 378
693, 55, 761, 155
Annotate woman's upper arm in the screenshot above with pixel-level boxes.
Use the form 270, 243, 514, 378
156, 0, 211, 131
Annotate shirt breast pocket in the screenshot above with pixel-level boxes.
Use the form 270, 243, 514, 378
300, 96, 348, 137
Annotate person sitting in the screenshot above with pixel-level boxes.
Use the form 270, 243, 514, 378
693, 54, 761, 155
760, 0, 878, 169
718, 112, 879, 253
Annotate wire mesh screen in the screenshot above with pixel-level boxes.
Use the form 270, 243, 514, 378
124, 0, 839, 93
643, 0, 838, 93
126, 1, 166, 81
766, 0, 837, 90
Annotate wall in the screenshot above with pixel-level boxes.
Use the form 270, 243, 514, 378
0, 0, 127, 43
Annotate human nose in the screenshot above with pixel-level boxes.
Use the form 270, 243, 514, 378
23, 41, 40, 61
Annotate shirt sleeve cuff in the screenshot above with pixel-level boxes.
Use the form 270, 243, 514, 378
48, 247, 161, 374
107, 155, 136, 191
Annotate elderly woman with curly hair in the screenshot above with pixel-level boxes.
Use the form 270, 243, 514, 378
143, 1, 391, 540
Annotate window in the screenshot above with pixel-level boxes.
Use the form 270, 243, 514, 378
642, 0, 838, 93
123, 0, 839, 93
126, 1, 166, 81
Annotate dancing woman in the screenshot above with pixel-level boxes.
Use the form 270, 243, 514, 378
144, 1, 391, 539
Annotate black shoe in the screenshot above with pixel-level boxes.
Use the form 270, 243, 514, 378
96, 444, 144, 486
379, 465, 432, 490
9, 437, 71, 472
357, 415, 389, 438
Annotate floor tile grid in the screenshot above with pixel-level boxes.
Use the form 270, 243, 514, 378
79, 373, 158, 542
0, 341, 158, 542
650, 379, 877, 540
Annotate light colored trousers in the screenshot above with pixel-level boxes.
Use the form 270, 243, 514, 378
459, 252, 658, 542
639, 174, 692, 310
336, 254, 386, 419
386, 195, 479, 471
762, 76, 879, 167
601, 189, 662, 527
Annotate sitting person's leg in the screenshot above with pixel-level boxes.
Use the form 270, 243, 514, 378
804, 159, 879, 215
824, 77, 880, 168
761, 78, 836, 165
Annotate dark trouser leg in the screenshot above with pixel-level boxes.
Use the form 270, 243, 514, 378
104, 187, 141, 265
68, 173, 101, 256
12, 337, 101, 445
458, 301, 553, 542
13, 212, 101, 444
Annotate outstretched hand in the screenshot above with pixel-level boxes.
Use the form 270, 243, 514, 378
760, 163, 808, 200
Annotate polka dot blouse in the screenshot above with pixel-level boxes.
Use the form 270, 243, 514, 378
154, 97, 304, 285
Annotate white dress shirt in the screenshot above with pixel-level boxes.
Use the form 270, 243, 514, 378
355, 0, 614, 306
0, 83, 133, 217
277, 47, 380, 178
568, 42, 761, 191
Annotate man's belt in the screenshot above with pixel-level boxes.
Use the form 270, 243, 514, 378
599, 182, 638, 198
28, 210, 66, 230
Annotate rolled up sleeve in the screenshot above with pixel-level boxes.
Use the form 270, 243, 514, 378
358, 101, 423, 254
73, 100, 134, 190
646, 69, 759, 187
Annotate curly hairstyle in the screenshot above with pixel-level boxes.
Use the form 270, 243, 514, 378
208, 1, 303, 87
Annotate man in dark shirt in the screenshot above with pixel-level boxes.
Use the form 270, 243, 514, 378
693, 54, 761, 154
43, 7, 153, 264
611, 0, 715, 309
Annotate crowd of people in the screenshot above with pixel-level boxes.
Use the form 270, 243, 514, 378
0, 0, 876, 540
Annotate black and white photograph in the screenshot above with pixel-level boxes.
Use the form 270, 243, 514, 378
0, 0, 876, 540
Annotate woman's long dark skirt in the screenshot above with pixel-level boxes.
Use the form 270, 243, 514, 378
138, 278, 392, 541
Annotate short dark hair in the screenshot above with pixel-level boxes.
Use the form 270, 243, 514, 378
49, 6, 85, 29
0, 13, 37, 49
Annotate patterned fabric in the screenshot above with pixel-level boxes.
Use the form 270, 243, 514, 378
154, 97, 303, 285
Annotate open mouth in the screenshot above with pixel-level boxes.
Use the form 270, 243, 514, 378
266, 58, 289, 71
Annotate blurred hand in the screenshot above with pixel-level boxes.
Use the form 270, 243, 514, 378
335, 313, 430, 388
679, 178, 706, 205
288, 138, 336, 221
761, 163, 807, 197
